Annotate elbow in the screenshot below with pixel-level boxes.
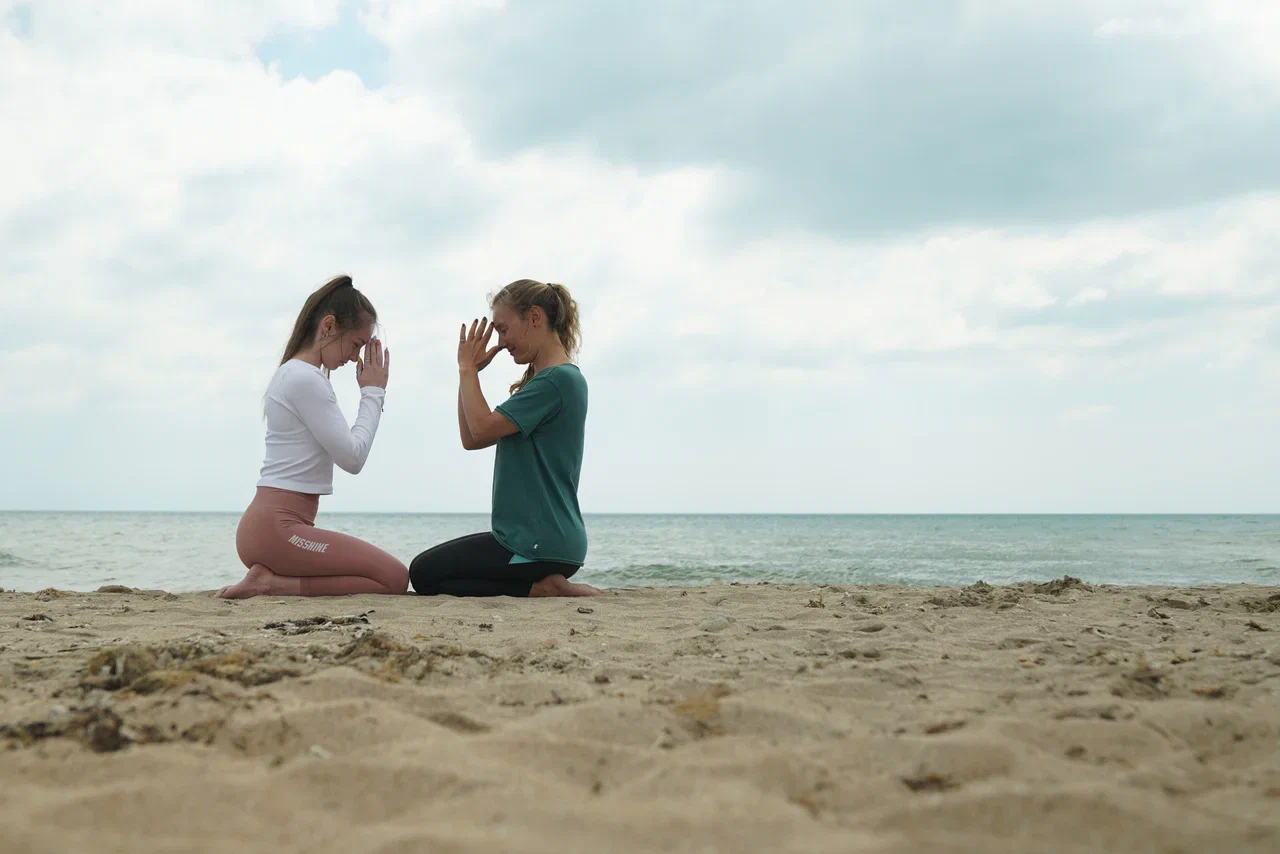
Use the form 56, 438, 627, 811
461, 431, 496, 451
470, 427, 499, 448
462, 425, 495, 450
335, 453, 367, 474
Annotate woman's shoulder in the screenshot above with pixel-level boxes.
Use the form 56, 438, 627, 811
545, 363, 586, 400
269, 360, 330, 398
547, 363, 585, 383
534, 363, 583, 388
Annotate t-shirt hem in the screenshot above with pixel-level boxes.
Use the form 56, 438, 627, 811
256, 477, 333, 495
494, 403, 528, 437
490, 529, 583, 566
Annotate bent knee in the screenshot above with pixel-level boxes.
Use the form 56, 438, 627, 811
407, 555, 441, 590
407, 567, 439, 596
378, 561, 410, 595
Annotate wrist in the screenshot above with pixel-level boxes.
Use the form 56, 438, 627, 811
459, 365, 479, 377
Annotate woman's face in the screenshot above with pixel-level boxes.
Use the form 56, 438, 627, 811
490, 302, 533, 365
318, 315, 373, 371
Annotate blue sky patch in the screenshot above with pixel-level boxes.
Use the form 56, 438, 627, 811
256, 1, 387, 89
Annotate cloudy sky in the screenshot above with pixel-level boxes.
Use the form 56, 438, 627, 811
2, 0, 1278, 514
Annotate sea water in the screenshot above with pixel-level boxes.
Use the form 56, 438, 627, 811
1, 513, 1277, 592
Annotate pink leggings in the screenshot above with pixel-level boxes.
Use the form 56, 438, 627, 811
235, 487, 408, 595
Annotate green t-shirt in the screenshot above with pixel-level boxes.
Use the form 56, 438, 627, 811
492, 364, 588, 565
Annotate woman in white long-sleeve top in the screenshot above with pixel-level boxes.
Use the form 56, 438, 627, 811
218, 274, 408, 599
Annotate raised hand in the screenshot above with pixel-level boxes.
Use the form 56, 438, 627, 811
458, 318, 502, 373
357, 337, 390, 389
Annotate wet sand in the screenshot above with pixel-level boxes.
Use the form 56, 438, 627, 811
2, 578, 1278, 853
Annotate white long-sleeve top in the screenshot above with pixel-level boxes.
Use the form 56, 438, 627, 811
256, 359, 386, 495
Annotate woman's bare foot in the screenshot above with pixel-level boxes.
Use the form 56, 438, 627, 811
528, 574, 603, 598
216, 564, 298, 599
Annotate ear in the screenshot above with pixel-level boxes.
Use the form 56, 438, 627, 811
528, 306, 544, 328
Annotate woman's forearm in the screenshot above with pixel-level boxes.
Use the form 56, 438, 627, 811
459, 368, 517, 447
460, 368, 494, 437
458, 385, 478, 449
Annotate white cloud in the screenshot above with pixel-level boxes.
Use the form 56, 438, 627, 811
1093, 3, 1280, 87
992, 277, 1060, 310
1067, 287, 1108, 306
361, 0, 504, 48
2, 1, 1279, 511
5, 31, 1279, 403
14, 0, 344, 55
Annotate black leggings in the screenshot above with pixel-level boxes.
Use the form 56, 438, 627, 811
409, 532, 579, 597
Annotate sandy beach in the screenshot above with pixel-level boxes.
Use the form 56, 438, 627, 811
2, 578, 1278, 853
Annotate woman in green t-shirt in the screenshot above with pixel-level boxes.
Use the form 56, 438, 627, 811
409, 279, 601, 598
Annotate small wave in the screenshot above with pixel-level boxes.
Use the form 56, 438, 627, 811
1233, 558, 1267, 564
0, 549, 29, 567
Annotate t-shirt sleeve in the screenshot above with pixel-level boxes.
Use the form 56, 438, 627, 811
495, 375, 562, 437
